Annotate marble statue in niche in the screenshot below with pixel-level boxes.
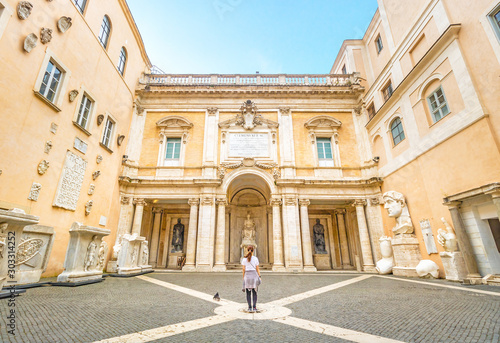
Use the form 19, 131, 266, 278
240, 212, 257, 257
383, 191, 414, 235
437, 218, 458, 252
171, 218, 184, 253
17, 1, 33, 20
84, 236, 98, 271
313, 219, 327, 254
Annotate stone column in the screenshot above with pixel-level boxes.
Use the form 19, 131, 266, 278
182, 198, 199, 271
282, 196, 303, 269
352, 200, 376, 272
299, 199, 316, 272
149, 208, 163, 267
335, 209, 351, 266
365, 197, 385, 261
270, 198, 286, 272
107, 194, 134, 272
213, 198, 227, 271
445, 201, 481, 280
131, 199, 146, 236
195, 197, 216, 271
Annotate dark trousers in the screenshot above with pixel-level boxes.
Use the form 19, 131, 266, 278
246, 289, 257, 309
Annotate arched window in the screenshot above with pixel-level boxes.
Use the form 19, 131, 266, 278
117, 47, 127, 76
390, 117, 405, 146
98, 15, 111, 49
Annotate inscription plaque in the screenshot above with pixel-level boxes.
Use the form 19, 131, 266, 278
53, 151, 87, 211
228, 133, 269, 157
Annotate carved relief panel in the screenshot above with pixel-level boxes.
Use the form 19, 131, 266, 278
53, 151, 87, 211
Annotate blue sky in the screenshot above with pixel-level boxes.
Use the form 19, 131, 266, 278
127, 0, 379, 74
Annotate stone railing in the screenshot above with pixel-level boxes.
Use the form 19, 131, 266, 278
141, 73, 361, 87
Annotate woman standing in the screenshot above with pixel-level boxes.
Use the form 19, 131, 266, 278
241, 246, 261, 312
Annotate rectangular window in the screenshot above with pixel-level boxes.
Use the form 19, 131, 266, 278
382, 82, 394, 102
73, 0, 87, 14
376, 35, 383, 53
488, 5, 500, 42
39, 61, 62, 103
102, 117, 115, 148
165, 138, 181, 160
427, 86, 450, 122
76, 94, 92, 129
367, 103, 376, 119
316, 138, 333, 160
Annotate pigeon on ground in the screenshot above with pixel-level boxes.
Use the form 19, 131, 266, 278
213, 292, 220, 301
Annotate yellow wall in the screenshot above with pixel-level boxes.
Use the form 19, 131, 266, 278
0, 0, 147, 276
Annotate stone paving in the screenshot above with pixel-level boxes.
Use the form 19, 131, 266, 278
0, 272, 498, 343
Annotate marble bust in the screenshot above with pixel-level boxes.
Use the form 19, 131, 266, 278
383, 191, 414, 235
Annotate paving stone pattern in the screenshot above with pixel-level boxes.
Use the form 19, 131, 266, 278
288, 276, 500, 343
151, 319, 348, 343
0, 277, 217, 343
148, 272, 358, 303
0, 273, 499, 343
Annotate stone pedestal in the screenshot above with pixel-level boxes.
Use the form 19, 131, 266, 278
117, 234, 144, 275
0, 209, 40, 290
16, 225, 55, 285
167, 253, 185, 270
391, 234, 421, 277
313, 254, 331, 270
440, 251, 467, 282
57, 222, 110, 283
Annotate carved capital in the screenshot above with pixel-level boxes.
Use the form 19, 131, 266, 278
270, 198, 282, 207
134, 102, 145, 115
207, 107, 218, 115
352, 199, 367, 207
216, 198, 227, 206
279, 107, 291, 115
201, 197, 214, 205
369, 197, 381, 206
334, 208, 346, 215
443, 200, 462, 209
133, 198, 147, 207
188, 198, 200, 207
120, 195, 130, 205
152, 208, 163, 214
353, 106, 363, 116
284, 197, 297, 206
298, 199, 310, 207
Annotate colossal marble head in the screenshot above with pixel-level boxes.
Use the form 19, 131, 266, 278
382, 191, 414, 235
383, 191, 405, 218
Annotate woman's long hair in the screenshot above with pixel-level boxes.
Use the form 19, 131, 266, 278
244, 246, 254, 262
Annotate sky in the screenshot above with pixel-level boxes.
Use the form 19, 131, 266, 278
126, 0, 379, 74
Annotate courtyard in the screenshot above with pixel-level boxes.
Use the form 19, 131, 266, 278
0, 272, 499, 343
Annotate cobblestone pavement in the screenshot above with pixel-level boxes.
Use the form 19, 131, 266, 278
0, 272, 498, 343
